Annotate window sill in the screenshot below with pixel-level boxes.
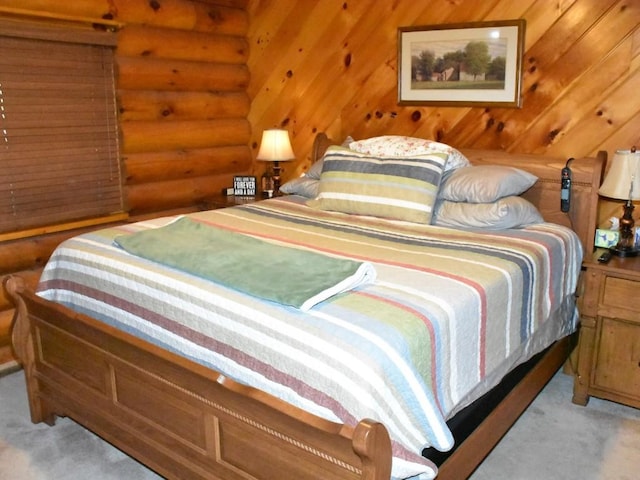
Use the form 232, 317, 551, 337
0, 213, 129, 242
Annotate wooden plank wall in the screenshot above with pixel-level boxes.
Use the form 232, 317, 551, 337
247, 0, 640, 215
0, 0, 250, 367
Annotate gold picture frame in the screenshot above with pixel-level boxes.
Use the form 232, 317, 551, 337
398, 20, 525, 107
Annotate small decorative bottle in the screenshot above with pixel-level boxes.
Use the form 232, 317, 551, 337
261, 168, 275, 198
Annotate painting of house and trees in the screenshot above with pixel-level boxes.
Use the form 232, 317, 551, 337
411, 37, 507, 90
397, 20, 524, 107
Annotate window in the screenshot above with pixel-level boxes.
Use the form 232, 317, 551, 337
0, 19, 124, 238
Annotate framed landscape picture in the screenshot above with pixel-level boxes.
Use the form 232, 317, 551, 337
397, 20, 525, 107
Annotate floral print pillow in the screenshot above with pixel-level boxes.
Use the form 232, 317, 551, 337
349, 135, 470, 171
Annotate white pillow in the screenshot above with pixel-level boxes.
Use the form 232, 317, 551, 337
438, 165, 537, 203
432, 196, 544, 230
349, 135, 470, 171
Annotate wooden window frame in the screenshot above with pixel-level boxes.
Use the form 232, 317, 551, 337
0, 18, 126, 241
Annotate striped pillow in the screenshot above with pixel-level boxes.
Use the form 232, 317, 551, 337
307, 146, 447, 224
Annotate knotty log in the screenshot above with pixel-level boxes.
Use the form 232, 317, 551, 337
121, 118, 251, 153
126, 175, 237, 213
124, 145, 251, 184
117, 56, 249, 92
0, 306, 16, 365
118, 90, 250, 122
192, 1, 248, 35
0, 236, 66, 275
0, 220, 134, 275
0, 0, 110, 19
2, 1, 248, 35
113, 0, 248, 35
117, 24, 248, 64
0, 310, 14, 346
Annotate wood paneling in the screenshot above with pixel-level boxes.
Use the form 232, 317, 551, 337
246, 0, 640, 215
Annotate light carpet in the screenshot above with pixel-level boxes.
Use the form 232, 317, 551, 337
1, 368, 639, 479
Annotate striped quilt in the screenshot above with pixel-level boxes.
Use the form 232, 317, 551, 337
37, 196, 582, 480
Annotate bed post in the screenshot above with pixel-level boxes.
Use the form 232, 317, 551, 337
352, 419, 392, 480
312, 132, 334, 162
3, 275, 56, 426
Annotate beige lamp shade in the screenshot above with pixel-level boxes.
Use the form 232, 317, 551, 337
598, 149, 640, 200
256, 129, 295, 162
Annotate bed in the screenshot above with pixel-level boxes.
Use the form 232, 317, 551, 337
4, 133, 605, 479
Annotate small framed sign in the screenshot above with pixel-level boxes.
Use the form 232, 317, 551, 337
233, 176, 257, 196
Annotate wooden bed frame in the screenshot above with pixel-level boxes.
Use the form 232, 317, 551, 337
4, 134, 605, 480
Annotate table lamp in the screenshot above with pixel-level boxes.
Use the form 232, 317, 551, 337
256, 129, 295, 197
598, 147, 640, 257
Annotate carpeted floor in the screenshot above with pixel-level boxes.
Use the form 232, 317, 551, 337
470, 369, 640, 480
1, 368, 639, 479
0, 370, 161, 480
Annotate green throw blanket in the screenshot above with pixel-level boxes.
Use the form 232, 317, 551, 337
114, 217, 376, 311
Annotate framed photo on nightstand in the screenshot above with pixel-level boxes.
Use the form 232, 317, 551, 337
233, 176, 257, 197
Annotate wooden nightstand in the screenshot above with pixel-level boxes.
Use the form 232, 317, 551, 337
573, 249, 640, 408
131, 194, 261, 223
199, 193, 259, 211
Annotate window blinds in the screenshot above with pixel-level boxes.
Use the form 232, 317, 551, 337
0, 20, 124, 235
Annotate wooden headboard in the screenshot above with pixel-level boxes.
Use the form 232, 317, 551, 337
311, 133, 606, 255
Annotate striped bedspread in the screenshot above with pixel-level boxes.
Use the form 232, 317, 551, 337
37, 196, 582, 480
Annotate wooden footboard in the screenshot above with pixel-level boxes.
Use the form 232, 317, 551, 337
4, 273, 575, 480
4, 275, 392, 480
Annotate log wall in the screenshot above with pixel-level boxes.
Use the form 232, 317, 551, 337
0, 0, 250, 367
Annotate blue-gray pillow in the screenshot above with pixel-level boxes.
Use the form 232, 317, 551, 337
280, 176, 319, 198
438, 165, 537, 203
432, 196, 543, 229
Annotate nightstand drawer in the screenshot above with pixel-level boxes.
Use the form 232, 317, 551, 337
602, 276, 640, 318
574, 257, 640, 408
593, 317, 640, 398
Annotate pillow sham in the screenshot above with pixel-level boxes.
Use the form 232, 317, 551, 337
432, 196, 544, 230
349, 135, 470, 171
438, 165, 537, 203
307, 146, 447, 224
279, 176, 319, 198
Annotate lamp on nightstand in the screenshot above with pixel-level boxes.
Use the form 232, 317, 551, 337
598, 147, 640, 257
256, 129, 295, 197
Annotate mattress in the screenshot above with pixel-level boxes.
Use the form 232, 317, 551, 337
37, 195, 582, 479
